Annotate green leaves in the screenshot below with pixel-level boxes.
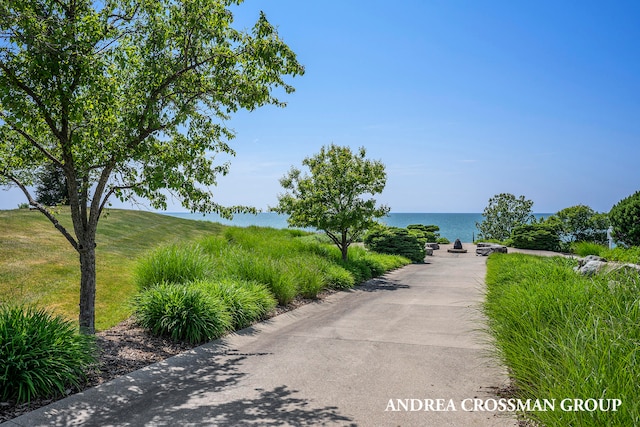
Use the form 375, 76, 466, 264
0, 0, 303, 332
273, 144, 389, 260
476, 193, 535, 242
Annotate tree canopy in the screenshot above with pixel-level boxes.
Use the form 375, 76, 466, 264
476, 193, 535, 242
0, 0, 303, 333
273, 144, 389, 261
609, 191, 640, 247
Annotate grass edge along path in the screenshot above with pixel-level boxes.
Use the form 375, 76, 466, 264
484, 253, 639, 427
1, 209, 410, 331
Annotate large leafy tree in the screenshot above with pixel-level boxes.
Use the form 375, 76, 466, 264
546, 205, 609, 244
274, 144, 389, 261
0, 0, 303, 333
609, 191, 640, 247
476, 193, 535, 242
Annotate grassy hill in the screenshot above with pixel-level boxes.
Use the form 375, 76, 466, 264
0, 209, 224, 330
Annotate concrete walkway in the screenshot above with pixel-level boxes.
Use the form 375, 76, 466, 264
4, 244, 517, 427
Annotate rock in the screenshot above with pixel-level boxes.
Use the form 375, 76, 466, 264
453, 239, 463, 250
475, 244, 508, 256
426, 243, 440, 250
582, 255, 607, 264
425, 247, 434, 256
575, 260, 608, 276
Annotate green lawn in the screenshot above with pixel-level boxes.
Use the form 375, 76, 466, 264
0, 209, 224, 330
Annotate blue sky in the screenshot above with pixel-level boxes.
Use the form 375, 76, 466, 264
2, 0, 639, 213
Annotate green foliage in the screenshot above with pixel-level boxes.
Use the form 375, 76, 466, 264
547, 205, 609, 244
571, 241, 607, 257
364, 226, 425, 263
135, 244, 209, 289
609, 191, 640, 247
0, 0, 303, 333
510, 223, 561, 251
17, 203, 29, 209
273, 144, 389, 261
485, 254, 640, 426
0, 305, 96, 403
195, 279, 276, 330
133, 282, 232, 344
35, 163, 69, 206
436, 237, 450, 244
476, 193, 535, 241
406, 224, 440, 233
602, 246, 640, 264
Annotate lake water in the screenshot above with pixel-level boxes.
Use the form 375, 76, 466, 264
163, 212, 552, 242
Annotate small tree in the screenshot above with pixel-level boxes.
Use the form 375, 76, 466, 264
35, 163, 69, 206
273, 144, 389, 261
476, 193, 535, 242
609, 191, 640, 247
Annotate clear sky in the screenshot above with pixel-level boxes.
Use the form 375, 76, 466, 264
2, 0, 639, 213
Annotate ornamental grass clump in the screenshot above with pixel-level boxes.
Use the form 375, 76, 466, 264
134, 282, 232, 344
0, 305, 96, 403
484, 253, 640, 426
134, 244, 210, 289
195, 279, 276, 330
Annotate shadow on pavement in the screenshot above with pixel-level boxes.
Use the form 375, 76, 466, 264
358, 276, 410, 292
38, 345, 355, 427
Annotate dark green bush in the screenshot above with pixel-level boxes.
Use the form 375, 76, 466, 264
134, 282, 232, 343
609, 191, 640, 247
364, 227, 425, 263
0, 305, 96, 403
510, 224, 561, 251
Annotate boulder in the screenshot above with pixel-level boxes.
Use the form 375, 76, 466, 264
453, 239, 463, 250
476, 244, 508, 256
574, 260, 608, 276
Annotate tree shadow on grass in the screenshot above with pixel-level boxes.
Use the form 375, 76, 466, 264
14, 344, 355, 427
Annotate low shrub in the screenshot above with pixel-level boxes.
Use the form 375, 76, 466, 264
436, 237, 450, 244
364, 227, 425, 263
0, 305, 96, 403
133, 282, 232, 343
135, 244, 209, 289
510, 223, 560, 251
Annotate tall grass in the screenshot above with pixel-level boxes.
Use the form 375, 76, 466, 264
134, 225, 411, 340
0, 305, 97, 403
135, 244, 209, 289
485, 253, 640, 426
133, 282, 232, 343
572, 241, 608, 257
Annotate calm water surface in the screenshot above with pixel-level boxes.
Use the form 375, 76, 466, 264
163, 212, 551, 242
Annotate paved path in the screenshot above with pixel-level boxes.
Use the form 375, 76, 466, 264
4, 244, 517, 427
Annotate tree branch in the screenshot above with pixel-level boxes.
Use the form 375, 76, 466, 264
0, 63, 63, 142
0, 112, 63, 167
2, 171, 78, 251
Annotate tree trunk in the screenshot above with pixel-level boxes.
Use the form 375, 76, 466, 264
78, 242, 96, 334
341, 231, 349, 261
